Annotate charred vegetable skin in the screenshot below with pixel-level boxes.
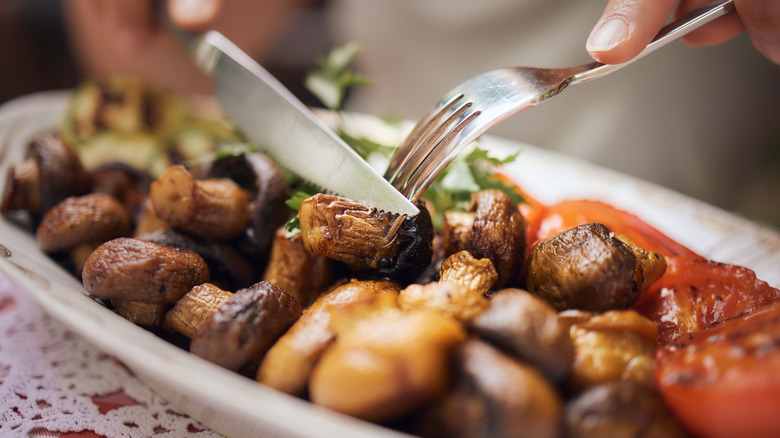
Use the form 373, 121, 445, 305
299, 194, 434, 283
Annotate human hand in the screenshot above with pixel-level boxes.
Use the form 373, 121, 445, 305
65, 0, 303, 95
586, 0, 780, 65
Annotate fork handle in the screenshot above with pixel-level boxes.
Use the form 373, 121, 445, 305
574, 0, 736, 83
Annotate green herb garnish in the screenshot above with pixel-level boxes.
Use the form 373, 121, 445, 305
305, 42, 372, 111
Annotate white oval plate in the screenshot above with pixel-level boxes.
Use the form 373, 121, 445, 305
1, 91, 779, 438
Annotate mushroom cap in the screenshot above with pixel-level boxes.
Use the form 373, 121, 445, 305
82, 237, 210, 303
467, 190, 527, 288
470, 289, 574, 382
29, 132, 90, 213
190, 281, 301, 373
36, 193, 131, 253
525, 223, 638, 311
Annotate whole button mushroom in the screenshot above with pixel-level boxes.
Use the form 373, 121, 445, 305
82, 237, 210, 304
149, 164, 251, 240
441, 190, 527, 288
560, 309, 658, 390
164, 281, 301, 373
470, 288, 574, 383
207, 153, 291, 262
257, 279, 401, 396
565, 380, 687, 438
299, 193, 434, 284
526, 223, 666, 312
398, 251, 497, 323
308, 308, 467, 423
1, 133, 90, 221
36, 193, 131, 254
420, 339, 563, 438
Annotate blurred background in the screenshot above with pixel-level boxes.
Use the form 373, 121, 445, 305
1, 0, 779, 230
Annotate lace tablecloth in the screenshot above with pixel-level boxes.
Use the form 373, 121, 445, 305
0, 272, 223, 437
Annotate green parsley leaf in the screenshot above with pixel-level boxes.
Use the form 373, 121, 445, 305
305, 42, 372, 111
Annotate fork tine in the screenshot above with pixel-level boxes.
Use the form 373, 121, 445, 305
385, 93, 466, 184
392, 100, 473, 191
399, 109, 481, 202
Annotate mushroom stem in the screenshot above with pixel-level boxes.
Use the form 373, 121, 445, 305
1, 157, 42, 214
163, 283, 233, 338
150, 164, 250, 240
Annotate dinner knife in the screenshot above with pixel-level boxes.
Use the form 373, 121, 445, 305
179, 30, 419, 217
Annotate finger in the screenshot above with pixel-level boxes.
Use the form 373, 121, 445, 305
676, 0, 745, 46
735, 0, 780, 64
168, 0, 222, 31
587, 0, 679, 64
115, 0, 156, 33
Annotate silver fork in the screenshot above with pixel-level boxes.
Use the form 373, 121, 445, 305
385, 0, 735, 203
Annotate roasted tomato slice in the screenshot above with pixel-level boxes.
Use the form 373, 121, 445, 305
656, 302, 780, 438
526, 199, 698, 259
633, 256, 780, 344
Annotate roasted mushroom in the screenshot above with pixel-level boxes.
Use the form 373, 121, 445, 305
149, 164, 250, 240
88, 162, 153, 223
470, 288, 574, 383
418, 339, 563, 438
525, 223, 666, 311
36, 193, 131, 255
441, 190, 527, 288
112, 300, 167, 327
257, 279, 401, 396
308, 307, 467, 423
398, 251, 496, 322
299, 193, 434, 283
207, 153, 291, 263
138, 228, 255, 291
561, 309, 657, 390
1, 132, 89, 221
565, 381, 687, 438
163, 281, 301, 373
262, 227, 336, 307
82, 237, 210, 304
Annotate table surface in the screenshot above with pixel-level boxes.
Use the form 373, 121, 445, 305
0, 272, 223, 438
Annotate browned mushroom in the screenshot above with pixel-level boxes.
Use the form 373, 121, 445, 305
417, 339, 562, 438
207, 153, 291, 264
560, 309, 657, 390
1, 132, 89, 221
138, 228, 255, 292
308, 307, 467, 423
398, 251, 496, 322
298, 193, 434, 283
565, 380, 687, 438
36, 193, 131, 254
161, 281, 301, 373
112, 300, 167, 327
525, 223, 666, 312
149, 164, 250, 240
261, 227, 336, 307
88, 162, 152, 223
470, 288, 574, 383
82, 237, 210, 304
440, 190, 527, 288
257, 279, 401, 396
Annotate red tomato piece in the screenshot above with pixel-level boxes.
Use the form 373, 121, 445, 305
633, 256, 780, 344
656, 302, 780, 438
526, 199, 699, 259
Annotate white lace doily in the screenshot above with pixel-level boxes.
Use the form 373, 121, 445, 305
0, 273, 222, 437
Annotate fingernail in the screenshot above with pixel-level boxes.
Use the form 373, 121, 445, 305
169, 0, 219, 28
587, 19, 629, 52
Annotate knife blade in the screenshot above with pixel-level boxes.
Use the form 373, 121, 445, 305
183, 30, 419, 217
